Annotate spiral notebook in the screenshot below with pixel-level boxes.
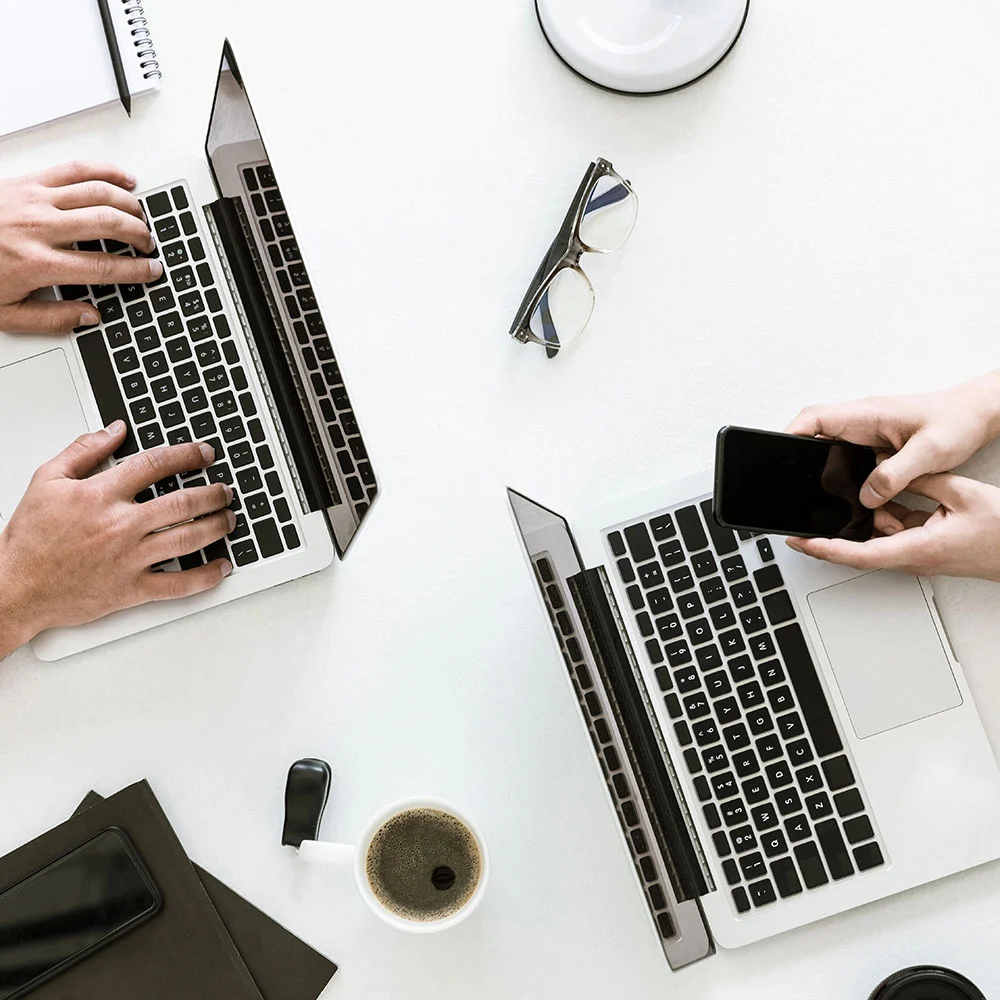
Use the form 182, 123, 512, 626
0, 0, 162, 140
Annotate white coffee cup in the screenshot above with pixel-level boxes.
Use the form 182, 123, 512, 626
298, 797, 489, 933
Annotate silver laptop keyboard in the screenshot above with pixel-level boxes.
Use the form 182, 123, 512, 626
607, 500, 885, 915
239, 161, 377, 522
65, 182, 302, 572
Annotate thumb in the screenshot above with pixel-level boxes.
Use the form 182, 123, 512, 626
38, 421, 128, 481
861, 435, 942, 507
0, 299, 100, 335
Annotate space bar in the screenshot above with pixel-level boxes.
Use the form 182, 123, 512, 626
76, 332, 137, 458
774, 622, 843, 758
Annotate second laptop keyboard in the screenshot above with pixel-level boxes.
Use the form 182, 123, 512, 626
66, 182, 301, 573
607, 501, 884, 915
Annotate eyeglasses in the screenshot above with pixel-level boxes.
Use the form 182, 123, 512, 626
509, 158, 637, 358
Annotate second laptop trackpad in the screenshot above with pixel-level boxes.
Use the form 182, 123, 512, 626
807, 571, 961, 739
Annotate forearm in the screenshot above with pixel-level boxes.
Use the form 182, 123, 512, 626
967, 369, 1000, 444
0, 538, 35, 660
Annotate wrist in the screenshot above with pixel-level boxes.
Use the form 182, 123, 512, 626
964, 370, 1000, 445
0, 535, 38, 659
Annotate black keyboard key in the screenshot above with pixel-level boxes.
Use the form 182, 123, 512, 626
626, 585, 644, 611
738, 682, 765, 710
273, 213, 292, 237
787, 739, 814, 767
114, 347, 140, 374
731, 749, 760, 778
683, 693, 710, 719
648, 589, 673, 615
121, 373, 147, 399
692, 719, 719, 747
657, 617, 684, 646
147, 192, 172, 217
704, 670, 732, 699
834, 788, 864, 818
675, 505, 708, 552
658, 540, 684, 566
179, 211, 196, 236
204, 366, 229, 392
770, 857, 802, 898
231, 441, 255, 468
623, 523, 654, 562
723, 723, 750, 752
166, 336, 192, 363
171, 187, 190, 212
816, 819, 853, 880
207, 463, 233, 485
797, 766, 823, 795
664, 694, 682, 720
757, 538, 775, 562
76, 331, 136, 458
691, 551, 716, 578
158, 311, 184, 338
739, 607, 766, 634
249, 419, 266, 444
684, 749, 703, 775
765, 761, 793, 789
213, 392, 238, 418
843, 816, 874, 845
822, 756, 855, 791
784, 814, 810, 843
721, 556, 747, 582
742, 776, 769, 804
198, 263, 215, 288
716, 697, 740, 726
637, 562, 664, 589
775, 623, 842, 758
256, 445, 274, 468
168, 427, 192, 446
700, 577, 726, 604
154, 216, 180, 242
693, 776, 711, 803
761, 829, 787, 858
763, 590, 795, 626
129, 397, 155, 424
721, 800, 747, 827
729, 655, 755, 684
650, 514, 675, 540
668, 566, 694, 592
180, 291, 205, 317
636, 612, 654, 638
794, 842, 829, 888
617, 559, 635, 584
722, 858, 740, 886
163, 240, 188, 267
719, 629, 745, 657
695, 644, 722, 671
747, 708, 773, 736
265, 189, 284, 212
105, 322, 131, 349
220, 417, 246, 444
749, 633, 776, 661
739, 853, 766, 881
776, 788, 802, 815
777, 712, 804, 740
853, 842, 884, 871
754, 565, 784, 592
674, 667, 699, 693
685, 619, 711, 646
712, 831, 731, 858
608, 531, 625, 556
159, 402, 184, 428
138, 424, 164, 449
191, 412, 215, 439
731, 826, 757, 853
206, 289, 223, 313
732, 887, 750, 913
700, 499, 738, 555
767, 685, 794, 714
677, 593, 703, 619
673, 721, 692, 747
178, 552, 204, 571
731, 581, 756, 607
711, 773, 738, 800
709, 602, 736, 629
149, 286, 175, 314
60, 284, 89, 300
181, 386, 209, 414
143, 351, 168, 379
654, 667, 672, 692
188, 236, 205, 261
759, 659, 785, 687
98, 297, 124, 324
230, 538, 259, 566
805, 792, 833, 821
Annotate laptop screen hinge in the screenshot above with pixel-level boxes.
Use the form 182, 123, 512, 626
204, 195, 339, 515
569, 566, 714, 901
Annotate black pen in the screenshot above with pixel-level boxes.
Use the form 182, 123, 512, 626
96, 0, 131, 116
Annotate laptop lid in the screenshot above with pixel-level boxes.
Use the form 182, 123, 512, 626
202, 40, 377, 555
508, 489, 714, 970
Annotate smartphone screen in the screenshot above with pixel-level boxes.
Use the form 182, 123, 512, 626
0, 828, 160, 999
714, 426, 877, 540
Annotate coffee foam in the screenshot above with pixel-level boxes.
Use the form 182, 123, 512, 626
365, 808, 482, 922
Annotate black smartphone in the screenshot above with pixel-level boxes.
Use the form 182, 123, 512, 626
714, 426, 877, 541
0, 827, 161, 999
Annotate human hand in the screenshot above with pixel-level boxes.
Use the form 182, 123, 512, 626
0, 422, 234, 658
787, 474, 1000, 581
786, 372, 1000, 524
0, 161, 162, 334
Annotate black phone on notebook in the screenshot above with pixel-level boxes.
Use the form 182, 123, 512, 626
714, 426, 877, 541
0, 827, 161, 999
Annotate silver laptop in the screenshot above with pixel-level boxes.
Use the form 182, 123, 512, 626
0, 42, 377, 661
509, 470, 1000, 968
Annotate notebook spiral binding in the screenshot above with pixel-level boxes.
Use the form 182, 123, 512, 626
121, 1, 161, 80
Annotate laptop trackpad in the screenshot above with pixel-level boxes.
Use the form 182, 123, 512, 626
0, 350, 89, 521
807, 571, 961, 739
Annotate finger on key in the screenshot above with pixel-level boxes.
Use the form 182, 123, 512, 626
47, 248, 162, 288
50, 180, 145, 220
142, 558, 233, 602
112, 441, 216, 498
142, 483, 233, 530
56, 206, 154, 253
38, 160, 137, 191
144, 510, 236, 565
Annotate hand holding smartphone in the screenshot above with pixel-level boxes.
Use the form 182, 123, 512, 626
714, 426, 877, 541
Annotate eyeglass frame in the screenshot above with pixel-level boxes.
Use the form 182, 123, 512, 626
509, 157, 635, 357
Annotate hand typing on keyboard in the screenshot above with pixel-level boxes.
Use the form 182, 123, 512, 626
0, 423, 233, 659
0, 161, 161, 335
785, 370, 1000, 580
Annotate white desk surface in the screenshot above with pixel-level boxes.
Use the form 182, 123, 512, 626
3, 0, 1000, 996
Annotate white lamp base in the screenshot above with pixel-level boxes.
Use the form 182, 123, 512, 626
535, 0, 750, 96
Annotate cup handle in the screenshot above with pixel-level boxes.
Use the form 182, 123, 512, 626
297, 840, 354, 866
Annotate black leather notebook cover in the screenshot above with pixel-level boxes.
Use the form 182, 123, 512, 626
0, 780, 262, 999
73, 791, 337, 1000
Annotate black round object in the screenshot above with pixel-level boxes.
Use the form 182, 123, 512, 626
431, 866, 456, 892
868, 967, 986, 1000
